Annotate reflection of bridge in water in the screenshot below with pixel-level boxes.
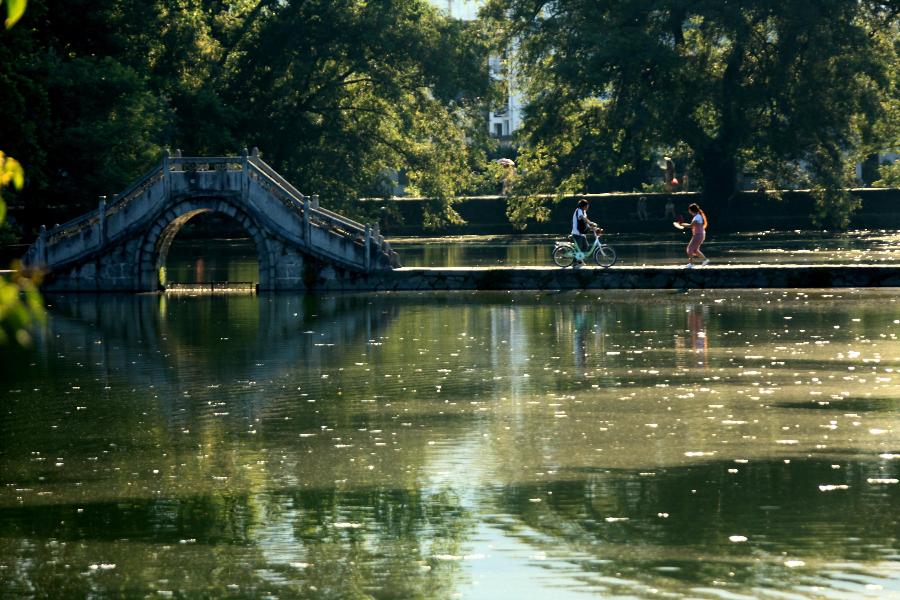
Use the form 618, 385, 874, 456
42, 293, 398, 429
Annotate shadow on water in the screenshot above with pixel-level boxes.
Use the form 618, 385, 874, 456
771, 397, 900, 413
490, 459, 898, 594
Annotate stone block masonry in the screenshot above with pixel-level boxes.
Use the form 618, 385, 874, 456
23, 151, 397, 292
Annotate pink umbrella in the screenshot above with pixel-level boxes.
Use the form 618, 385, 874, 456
496, 158, 516, 167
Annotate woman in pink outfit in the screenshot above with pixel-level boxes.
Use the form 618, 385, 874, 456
684, 203, 708, 268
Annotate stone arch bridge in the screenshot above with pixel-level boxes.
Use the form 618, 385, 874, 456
23, 149, 398, 291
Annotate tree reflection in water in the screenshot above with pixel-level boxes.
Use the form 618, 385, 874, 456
0, 290, 898, 597
490, 458, 898, 595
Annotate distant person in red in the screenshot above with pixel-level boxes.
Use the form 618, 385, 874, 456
675, 203, 708, 268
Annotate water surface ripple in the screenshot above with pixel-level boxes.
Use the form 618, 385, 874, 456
0, 290, 897, 598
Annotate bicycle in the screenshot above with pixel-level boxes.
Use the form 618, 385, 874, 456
552, 228, 617, 268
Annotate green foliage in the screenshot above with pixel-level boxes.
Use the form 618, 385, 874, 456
505, 142, 583, 229
0, 151, 44, 348
638, 181, 667, 194
2, 0, 491, 224
44, 55, 170, 207
811, 188, 862, 229
873, 160, 900, 187
3, 0, 25, 28
216, 0, 491, 215
0, 219, 21, 245
0, 263, 43, 346
0, 151, 23, 197
486, 0, 899, 226
1, 0, 45, 348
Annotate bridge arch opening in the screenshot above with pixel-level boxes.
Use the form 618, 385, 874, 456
139, 198, 272, 291
165, 211, 259, 289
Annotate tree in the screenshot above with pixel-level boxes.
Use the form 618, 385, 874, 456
486, 0, 899, 226
212, 0, 491, 222
1, 0, 44, 347
0, 0, 171, 219
1, 0, 491, 228
0, 151, 42, 346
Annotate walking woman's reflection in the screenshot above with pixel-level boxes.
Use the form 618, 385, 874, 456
675, 303, 709, 368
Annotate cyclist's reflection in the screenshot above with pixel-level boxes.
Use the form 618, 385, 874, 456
567, 307, 609, 373
573, 309, 587, 370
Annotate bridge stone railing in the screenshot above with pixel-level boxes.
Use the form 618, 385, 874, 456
24, 149, 399, 280
242, 151, 397, 270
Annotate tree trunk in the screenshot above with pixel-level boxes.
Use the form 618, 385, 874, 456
697, 148, 737, 210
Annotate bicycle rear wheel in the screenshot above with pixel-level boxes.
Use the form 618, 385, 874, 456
553, 245, 575, 267
594, 245, 616, 267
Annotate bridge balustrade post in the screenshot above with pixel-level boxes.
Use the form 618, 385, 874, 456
98, 196, 107, 247
38, 225, 48, 267
311, 194, 319, 210
162, 150, 171, 199
241, 148, 250, 201
303, 195, 311, 244
364, 224, 371, 271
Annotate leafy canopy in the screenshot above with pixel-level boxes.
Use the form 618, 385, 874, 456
1, 0, 491, 227
1, 0, 44, 348
486, 0, 899, 227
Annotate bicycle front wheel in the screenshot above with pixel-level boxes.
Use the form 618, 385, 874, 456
594, 245, 616, 267
553, 245, 575, 267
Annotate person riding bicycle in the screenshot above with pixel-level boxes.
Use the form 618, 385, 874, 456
554, 199, 616, 268
571, 198, 601, 264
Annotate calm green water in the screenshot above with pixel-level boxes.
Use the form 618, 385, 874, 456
160, 231, 900, 285
166, 240, 260, 284
390, 230, 900, 267
1, 290, 898, 598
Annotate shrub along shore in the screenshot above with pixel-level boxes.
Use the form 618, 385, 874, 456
366, 188, 900, 236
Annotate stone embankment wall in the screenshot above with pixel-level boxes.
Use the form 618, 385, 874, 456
368, 188, 900, 236
310, 265, 900, 292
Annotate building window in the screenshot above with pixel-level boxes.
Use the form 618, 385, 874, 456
494, 123, 504, 137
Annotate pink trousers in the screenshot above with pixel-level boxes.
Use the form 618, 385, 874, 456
687, 231, 705, 256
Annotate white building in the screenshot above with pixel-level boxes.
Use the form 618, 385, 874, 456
487, 52, 525, 139
429, 0, 481, 20
428, 0, 525, 140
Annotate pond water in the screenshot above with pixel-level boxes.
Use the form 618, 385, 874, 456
166, 239, 260, 284
390, 230, 900, 268
160, 231, 900, 284
1, 290, 897, 598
